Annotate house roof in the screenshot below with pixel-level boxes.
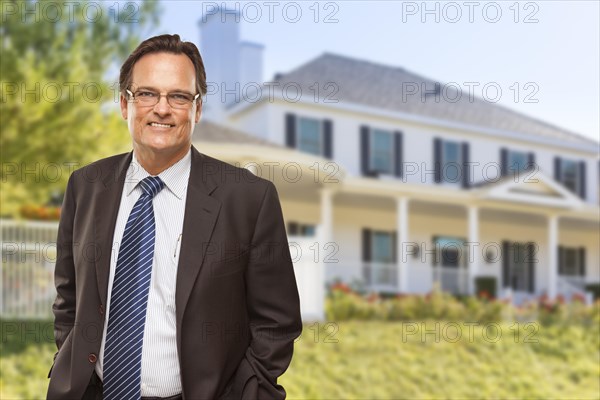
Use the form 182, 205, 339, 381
272, 53, 598, 148
192, 120, 283, 148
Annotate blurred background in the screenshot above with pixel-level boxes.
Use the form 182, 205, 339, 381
1, 1, 599, 399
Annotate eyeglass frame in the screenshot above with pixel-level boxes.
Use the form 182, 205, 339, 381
125, 88, 200, 109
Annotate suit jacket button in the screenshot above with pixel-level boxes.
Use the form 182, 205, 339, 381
88, 353, 97, 363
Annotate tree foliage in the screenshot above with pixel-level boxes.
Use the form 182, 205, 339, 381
0, 0, 160, 216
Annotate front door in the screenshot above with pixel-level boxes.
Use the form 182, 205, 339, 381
502, 241, 535, 293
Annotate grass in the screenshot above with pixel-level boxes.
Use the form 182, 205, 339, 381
281, 321, 600, 399
1, 320, 599, 399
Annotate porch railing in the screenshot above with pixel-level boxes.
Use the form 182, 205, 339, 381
432, 266, 469, 295
557, 275, 592, 303
363, 262, 398, 293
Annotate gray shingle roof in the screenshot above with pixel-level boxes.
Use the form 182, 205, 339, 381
273, 53, 598, 148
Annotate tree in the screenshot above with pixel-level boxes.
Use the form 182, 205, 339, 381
0, 0, 160, 217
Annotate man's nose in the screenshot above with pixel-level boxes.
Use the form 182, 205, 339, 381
153, 94, 172, 115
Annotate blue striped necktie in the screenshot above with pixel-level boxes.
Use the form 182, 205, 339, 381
103, 176, 165, 400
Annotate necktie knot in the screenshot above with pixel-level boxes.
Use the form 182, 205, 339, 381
139, 176, 164, 198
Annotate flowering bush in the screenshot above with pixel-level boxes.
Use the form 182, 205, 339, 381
19, 204, 61, 220
325, 283, 599, 325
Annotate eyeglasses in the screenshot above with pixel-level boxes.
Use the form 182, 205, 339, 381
126, 89, 200, 109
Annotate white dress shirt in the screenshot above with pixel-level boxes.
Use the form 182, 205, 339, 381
96, 148, 191, 397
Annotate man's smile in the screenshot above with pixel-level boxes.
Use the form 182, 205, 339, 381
147, 122, 176, 128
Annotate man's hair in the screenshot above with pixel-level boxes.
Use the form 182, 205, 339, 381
119, 34, 207, 99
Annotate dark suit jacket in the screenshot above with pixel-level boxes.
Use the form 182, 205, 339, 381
46, 145, 302, 399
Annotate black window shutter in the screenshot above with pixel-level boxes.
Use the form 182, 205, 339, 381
360, 126, 370, 176
285, 114, 296, 148
434, 138, 442, 183
288, 222, 299, 236
579, 161, 586, 200
323, 119, 333, 159
527, 152, 535, 170
579, 247, 586, 276
554, 157, 562, 181
502, 241, 510, 288
394, 131, 403, 178
462, 142, 470, 189
392, 231, 397, 263
362, 228, 372, 262
527, 242, 535, 293
558, 246, 564, 275
500, 148, 508, 176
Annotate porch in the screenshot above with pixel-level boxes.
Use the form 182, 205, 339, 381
280, 169, 600, 304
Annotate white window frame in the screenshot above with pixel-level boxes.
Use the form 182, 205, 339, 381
368, 128, 395, 175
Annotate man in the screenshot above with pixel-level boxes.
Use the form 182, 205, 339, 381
47, 34, 302, 400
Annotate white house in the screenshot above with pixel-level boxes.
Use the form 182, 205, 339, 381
194, 9, 600, 320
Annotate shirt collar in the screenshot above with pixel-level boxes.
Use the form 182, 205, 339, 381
125, 148, 191, 200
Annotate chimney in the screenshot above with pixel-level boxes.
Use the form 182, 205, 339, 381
198, 7, 264, 122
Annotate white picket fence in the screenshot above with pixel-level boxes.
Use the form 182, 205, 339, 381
1, 219, 59, 319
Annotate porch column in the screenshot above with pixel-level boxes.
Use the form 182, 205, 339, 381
468, 206, 479, 295
396, 197, 409, 293
320, 188, 333, 245
547, 214, 558, 299
311, 187, 333, 321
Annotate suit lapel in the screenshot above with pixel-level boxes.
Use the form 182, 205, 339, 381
175, 145, 221, 330
94, 151, 132, 308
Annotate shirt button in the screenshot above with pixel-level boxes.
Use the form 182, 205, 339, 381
88, 353, 97, 363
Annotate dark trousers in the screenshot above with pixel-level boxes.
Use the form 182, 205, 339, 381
82, 371, 182, 400
82, 371, 103, 400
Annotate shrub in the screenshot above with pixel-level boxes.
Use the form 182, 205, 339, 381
325, 285, 598, 326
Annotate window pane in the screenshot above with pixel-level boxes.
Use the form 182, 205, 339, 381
561, 159, 578, 193
372, 232, 393, 263
564, 248, 579, 276
435, 236, 464, 268
508, 151, 528, 172
301, 225, 316, 236
298, 118, 321, 155
371, 129, 393, 174
442, 141, 461, 182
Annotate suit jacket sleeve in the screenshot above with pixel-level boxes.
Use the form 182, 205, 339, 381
243, 181, 302, 399
52, 171, 78, 350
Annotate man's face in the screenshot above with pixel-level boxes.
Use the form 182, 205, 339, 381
120, 52, 201, 158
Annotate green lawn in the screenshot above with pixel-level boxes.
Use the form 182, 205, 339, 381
282, 321, 600, 399
1, 320, 599, 399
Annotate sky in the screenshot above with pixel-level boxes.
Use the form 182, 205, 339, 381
153, 1, 600, 144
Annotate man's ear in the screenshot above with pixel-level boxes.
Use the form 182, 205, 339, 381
120, 93, 128, 120
195, 100, 202, 124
